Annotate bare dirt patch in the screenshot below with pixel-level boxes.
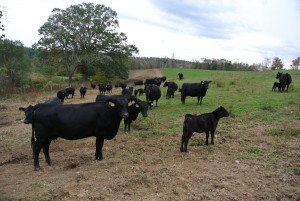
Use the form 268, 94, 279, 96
0, 69, 299, 200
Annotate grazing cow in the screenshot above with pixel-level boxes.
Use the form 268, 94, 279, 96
276, 72, 292, 92
178, 73, 184, 80
145, 84, 161, 108
163, 81, 178, 91
90, 82, 96, 89
122, 87, 133, 96
167, 88, 175, 98
115, 83, 127, 89
80, 87, 87, 98
180, 106, 229, 152
163, 81, 178, 98
57, 89, 68, 102
134, 80, 144, 86
157, 76, 167, 83
272, 82, 281, 92
30, 96, 137, 170
19, 97, 62, 124
181, 81, 212, 105
134, 88, 144, 97
105, 84, 113, 94
144, 78, 162, 86
65, 87, 75, 98
99, 84, 106, 94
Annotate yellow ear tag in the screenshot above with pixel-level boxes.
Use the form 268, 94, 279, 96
128, 102, 133, 106
109, 101, 115, 107
135, 104, 140, 108
20, 111, 25, 115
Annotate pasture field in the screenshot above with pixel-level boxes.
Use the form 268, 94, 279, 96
0, 68, 299, 200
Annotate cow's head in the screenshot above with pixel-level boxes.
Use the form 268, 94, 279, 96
138, 101, 148, 117
276, 72, 282, 79
19, 105, 34, 124
107, 96, 138, 119
200, 80, 212, 89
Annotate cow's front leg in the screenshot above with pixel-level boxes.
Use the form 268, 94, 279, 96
95, 137, 104, 160
205, 131, 209, 145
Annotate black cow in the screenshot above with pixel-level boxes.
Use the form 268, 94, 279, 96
105, 84, 113, 94
181, 81, 212, 105
134, 80, 144, 86
115, 83, 127, 89
272, 82, 281, 92
65, 87, 75, 98
144, 78, 161, 86
276, 72, 292, 92
178, 73, 184, 80
145, 84, 161, 108
167, 88, 175, 98
57, 90, 68, 102
80, 87, 87, 98
122, 87, 133, 96
19, 97, 62, 124
163, 81, 178, 91
157, 76, 167, 83
99, 84, 106, 94
163, 81, 178, 98
180, 106, 229, 152
90, 82, 96, 89
134, 88, 144, 97
30, 96, 136, 170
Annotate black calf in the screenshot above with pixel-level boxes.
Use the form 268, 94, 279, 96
180, 106, 229, 152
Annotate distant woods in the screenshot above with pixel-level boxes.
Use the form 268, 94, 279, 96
126, 57, 294, 71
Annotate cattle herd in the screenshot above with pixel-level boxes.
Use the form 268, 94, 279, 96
18, 72, 293, 170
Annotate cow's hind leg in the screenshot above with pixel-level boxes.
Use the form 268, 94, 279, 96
42, 139, 52, 165
211, 130, 215, 145
33, 139, 44, 171
180, 135, 185, 152
95, 137, 104, 160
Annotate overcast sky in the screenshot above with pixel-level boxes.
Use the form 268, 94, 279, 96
1, 0, 299, 68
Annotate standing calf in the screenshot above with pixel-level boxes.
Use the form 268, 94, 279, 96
180, 106, 229, 152
272, 82, 281, 92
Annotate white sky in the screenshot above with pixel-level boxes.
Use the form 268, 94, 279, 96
1, 0, 299, 68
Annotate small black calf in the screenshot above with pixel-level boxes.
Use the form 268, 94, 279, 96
272, 82, 281, 92
180, 106, 229, 152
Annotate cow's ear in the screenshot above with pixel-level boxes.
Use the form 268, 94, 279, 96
108, 101, 115, 107
19, 107, 26, 111
209, 80, 212, 83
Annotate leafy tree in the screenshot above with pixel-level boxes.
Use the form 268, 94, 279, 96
0, 39, 31, 86
291, 57, 300, 70
34, 3, 138, 83
271, 57, 283, 70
